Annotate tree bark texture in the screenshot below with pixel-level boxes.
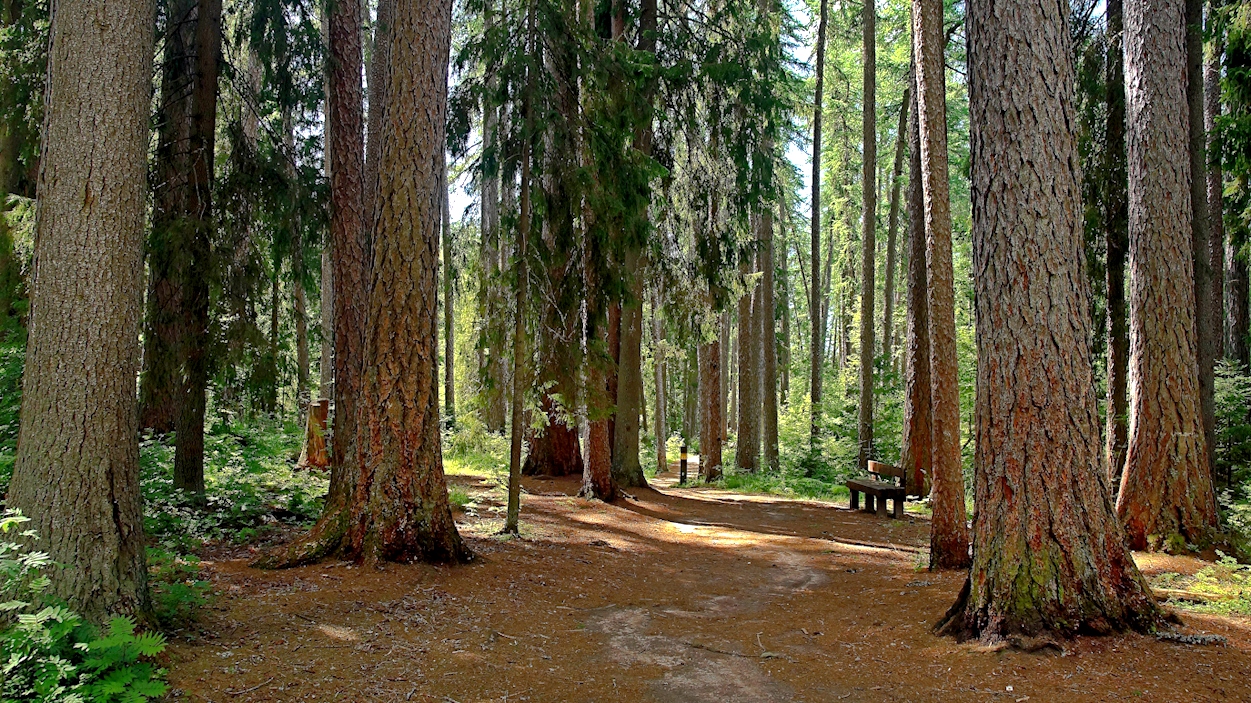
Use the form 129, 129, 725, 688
761, 205, 779, 471
883, 86, 909, 368
913, 0, 969, 569
480, 0, 506, 431
8, 0, 154, 621
699, 338, 722, 481
1105, 0, 1130, 491
858, 0, 877, 473
1187, 0, 1218, 480
1205, 0, 1224, 373
940, 0, 1163, 639
613, 250, 647, 487
1117, 0, 1218, 550
345, 0, 469, 563
443, 155, 456, 426
900, 72, 932, 499
252, 0, 366, 568
140, 0, 195, 434
654, 293, 668, 474
173, 0, 222, 496
736, 250, 760, 471
1228, 225, 1249, 367
810, 0, 828, 443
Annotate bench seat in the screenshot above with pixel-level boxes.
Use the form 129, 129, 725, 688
846, 477, 906, 518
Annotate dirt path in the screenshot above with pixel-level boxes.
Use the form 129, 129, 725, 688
167, 467, 1251, 702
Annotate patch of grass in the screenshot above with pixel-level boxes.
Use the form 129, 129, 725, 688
448, 486, 473, 511
714, 467, 851, 502
1150, 552, 1251, 616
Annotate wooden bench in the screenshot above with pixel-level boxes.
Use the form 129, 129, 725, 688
847, 460, 907, 519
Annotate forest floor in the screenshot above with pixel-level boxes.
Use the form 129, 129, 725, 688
165, 462, 1251, 703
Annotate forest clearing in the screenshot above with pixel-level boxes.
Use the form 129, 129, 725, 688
167, 463, 1251, 702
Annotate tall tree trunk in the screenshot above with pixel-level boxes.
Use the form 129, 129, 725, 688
319, 12, 334, 400
939, 0, 1163, 638
779, 204, 792, 404
613, 249, 647, 486
737, 248, 760, 471
857, 0, 877, 472
1104, 0, 1130, 491
343, 0, 469, 563
442, 154, 455, 426
287, 109, 310, 417
480, 0, 506, 432
254, 0, 366, 568
724, 312, 733, 435
761, 206, 779, 471
140, 0, 195, 433
1206, 0, 1225, 373
809, 0, 828, 443
882, 87, 909, 367
900, 72, 931, 498
1228, 223, 1250, 367
507, 8, 536, 532
8, 0, 154, 621
1117, 0, 1218, 550
173, 0, 223, 496
699, 337, 722, 482
1187, 0, 1218, 481
654, 291, 668, 474
914, 0, 969, 569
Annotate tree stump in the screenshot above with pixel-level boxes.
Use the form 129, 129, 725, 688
297, 399, 331, 470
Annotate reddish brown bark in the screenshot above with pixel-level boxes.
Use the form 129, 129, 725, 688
857, 0, 876, 473
938, 0, 1163, 639
913, 0, 969, 570
1117, 0, 1218, 550
900, 72, 931, 499
699, 338, 722, 482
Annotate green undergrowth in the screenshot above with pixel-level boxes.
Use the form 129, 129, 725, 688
1150, 552, 1251, 616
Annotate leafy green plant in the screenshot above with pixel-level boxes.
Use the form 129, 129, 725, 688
145, 550, 210, 629
0, 511, 168, 703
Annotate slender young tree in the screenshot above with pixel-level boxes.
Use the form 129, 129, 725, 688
939, 0, 1163, 639
857, 0, 877, 472
1105, 0, 1130, 489
899, 71, 931, 497
761, 209, 780, 471
882, 87, 909, 366
1187, 0, 1218, 478
913, 0, 969, 569
1117, 0, 1218, 549
443, 154, 456, 426
737, 249, 760, 471
809, 0, 828, 443
8, 0, 154, 621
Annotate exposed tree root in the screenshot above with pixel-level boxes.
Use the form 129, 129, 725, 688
251, 506, 349, 569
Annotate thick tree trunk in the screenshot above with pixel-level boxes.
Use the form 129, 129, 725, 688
8, 0, 154, 621
173, 0, 222, 497
320, 245, 334, 396
140, 0, 195, 434
342, 0, 469, 563
254, 0, 366, 568
809, 0, 828, 443
940, 0, 1163, 638
723, 312, 733, 436
914, 0, 969, 570
858, 0, 877, 472
900, 74, 931, 498
1117, 0, 1218, 550
882, 87, 908, 367
1187, 0, 1218, 481
736, 249, 760, 471
699, 338, 722, 481
1105, 0, 1130, 491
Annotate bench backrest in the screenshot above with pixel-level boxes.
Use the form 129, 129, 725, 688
868, 460, 907, 491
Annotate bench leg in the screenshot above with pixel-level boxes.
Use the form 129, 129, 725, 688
850, 490, 859, 511
893, 496, 903, 519
864, 494, 875, 514
876, 495, 888, 518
